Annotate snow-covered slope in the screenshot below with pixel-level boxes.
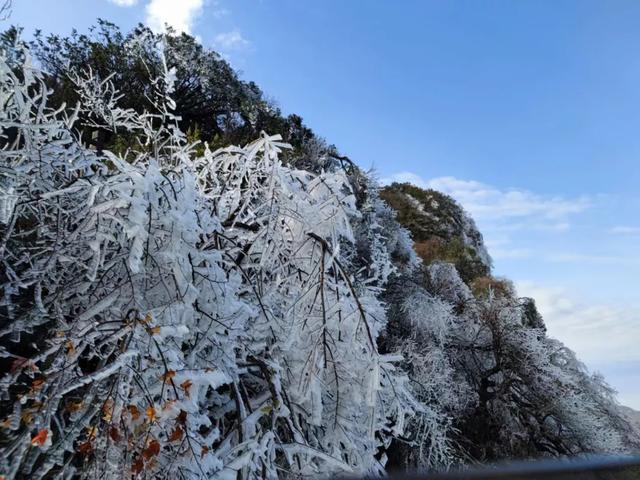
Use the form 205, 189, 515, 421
621, 407, 640, 435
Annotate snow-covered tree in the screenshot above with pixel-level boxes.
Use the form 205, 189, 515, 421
0, 35, 412, 479
383, 257, 638, 469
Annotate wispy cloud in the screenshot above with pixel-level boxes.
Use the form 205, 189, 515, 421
213, 30, 250, 51
145, 0, 205, 34
381, 172, 591, 230
519, 281, 640, 408
516, 281, 640, 365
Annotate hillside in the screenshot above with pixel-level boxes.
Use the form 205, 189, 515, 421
621, 407, 640, 436
0, 23, 638, 479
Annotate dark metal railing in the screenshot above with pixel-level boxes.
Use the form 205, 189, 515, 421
355, 456, 640, 480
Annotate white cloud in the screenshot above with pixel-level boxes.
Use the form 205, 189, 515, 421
213, 30, 250, 51
109, 0, 138, 5
382, 172, 591, 226
521, 281, 640, 408
145, 0, 205, 34
516, 281, 640, 364
381, 172, 591, 234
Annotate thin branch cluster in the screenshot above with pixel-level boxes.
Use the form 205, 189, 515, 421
0, 38, 412, 479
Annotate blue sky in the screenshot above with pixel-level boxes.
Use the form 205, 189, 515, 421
9, 0, 640, 408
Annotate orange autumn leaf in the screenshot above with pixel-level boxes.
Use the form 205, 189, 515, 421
161, 370, 176, 383
131, 457, 144, 475
180, 379, 193, 398
86, 426, 98, 439
31, 428, 48, 446
142, 439, 160, 460
145, 406, 157, 423
168, 426, 183, 442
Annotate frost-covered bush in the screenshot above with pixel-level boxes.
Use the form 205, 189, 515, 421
383, 259, 638, 468
0, 36, 411, 479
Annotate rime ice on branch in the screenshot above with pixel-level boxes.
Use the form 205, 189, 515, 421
0, 35, 411, 479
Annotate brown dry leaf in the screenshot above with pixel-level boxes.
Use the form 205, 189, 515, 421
31, 378, 45, 392
147, 326, 161, 335
64, 340, 75, 355
10, 358, 28, 374
127, 405, 141, 420
1, 417, 13, 429
67, 400, 84, 413
179, 379, 193, 398
31, 428, 48, 446
200, 445, 209, 458
168, 426, 183, 442
161, 370, 176, 383
86, 426, 98, 439
21, 410, 34, 425
162, 399, 176, 411
142, 439, 160, 460
77, 441, 93, 456
131, 457, 144, 475
109, 426, 122, 442
145, 406, 157, 423
102, 399, 114, 422
176, 410, 187, 425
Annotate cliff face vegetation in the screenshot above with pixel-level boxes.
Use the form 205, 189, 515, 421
0, 23, 638, 479
378, 183, 638, 468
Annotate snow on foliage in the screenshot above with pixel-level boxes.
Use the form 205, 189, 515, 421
0, 36, 411, 479
1, 25, 637, 480
383, 260, 638, 469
